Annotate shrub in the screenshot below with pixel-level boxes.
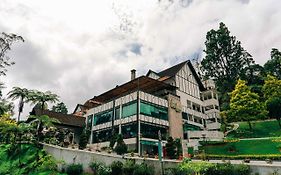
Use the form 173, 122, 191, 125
123, 160, 136, 175
114, 134, 128, 155
234, 164, 251, 175
79, 129, 90, 150
66, 163, 83, 175
133, 163, 155, 175
89, 160, 111, 175
111, 161, 123, 175
166, 137, 176, 159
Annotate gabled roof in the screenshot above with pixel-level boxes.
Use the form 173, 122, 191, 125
156, 60, 205, 91
29, 109, 85, 127
158, 61, 187, 77
145, 69, 160, 77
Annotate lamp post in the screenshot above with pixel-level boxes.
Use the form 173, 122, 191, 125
158, 130, 164, 175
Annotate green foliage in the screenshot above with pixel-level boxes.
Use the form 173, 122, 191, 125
202, 139, 281, 156
179, 161, 215, 174
114, 134, 128, 155
66, 163, 83, 175
109, 133, 117, 148
166, 137, 176, 159
175, 161, 250, 175
201, 22, 254, 110
0, 144, 61, 175
266, 97, 281, 127
89, 160, 111, 175
52, 102, 68, 114
264, 48, 281, 79
262, 75, 281, 99
174, 138, 182, 158
227, 79, 267, 129
0, 32, 24, 76
228, 120, 281, 138
123, 160, 136, 175
110, 161, 123, 175
133, 163, 155, 175
29, 90, 59, 110
79, 129, 90, 150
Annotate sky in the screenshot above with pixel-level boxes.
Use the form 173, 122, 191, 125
0, 0, 280, 120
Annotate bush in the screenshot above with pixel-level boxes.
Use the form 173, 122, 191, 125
114, 134, 128, 155
89, 160, 111, 175
176, 161, 250, 175
66, 163, 83, 175
79, 129, 90, 150
111, 161, 123, 175
133, 163, 155, 175
123, 160, 136, 175
234, 164, 251, 175
195, 154, 281, 160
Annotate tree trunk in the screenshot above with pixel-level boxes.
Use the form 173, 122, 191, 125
17, 110, 21, 123
248, 121, 252, 130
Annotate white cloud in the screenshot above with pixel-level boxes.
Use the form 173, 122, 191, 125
0, 0, 280, 119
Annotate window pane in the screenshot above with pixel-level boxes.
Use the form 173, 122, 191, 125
94, 110, 113, 126
122, 101, 137, 118
140, 100, 168, 120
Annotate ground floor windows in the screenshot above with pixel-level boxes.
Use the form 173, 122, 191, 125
122, 122, 137, 139
140, 123, 168, 140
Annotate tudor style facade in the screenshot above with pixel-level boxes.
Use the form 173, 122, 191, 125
81, 60, 223, 155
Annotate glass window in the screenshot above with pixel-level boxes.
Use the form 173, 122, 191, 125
87, 114, 93, 130
183, 123, 202, 131
115, 107, 120, 120
140, 100, 168, 120
140, 123, 167, 140
122, 101, 137, 118
182, 112, 188, 120
94, 110, 113, 126
122, 123, 137, 139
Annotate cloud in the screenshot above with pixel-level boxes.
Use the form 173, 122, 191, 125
0, 0, 280, 120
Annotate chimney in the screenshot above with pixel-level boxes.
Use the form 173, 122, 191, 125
131, 69, 136, 80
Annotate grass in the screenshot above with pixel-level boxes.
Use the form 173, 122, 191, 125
227, 120, 281, 138
203, 139, 281, 155
0, 144, 65, 175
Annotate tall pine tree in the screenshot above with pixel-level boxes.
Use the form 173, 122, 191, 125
201, 22, 254, 110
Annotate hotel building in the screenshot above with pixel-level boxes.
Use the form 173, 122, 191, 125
75, 60, 223, 155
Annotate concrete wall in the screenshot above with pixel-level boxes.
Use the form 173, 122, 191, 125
43, 143, 179, 174
43, 143, 281, 175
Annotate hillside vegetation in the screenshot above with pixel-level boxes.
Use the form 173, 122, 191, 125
0, 144, 64, 175
227, 120, 281, 138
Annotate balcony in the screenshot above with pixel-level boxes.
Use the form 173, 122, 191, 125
187, 131, 224, 140
206, 122, 221, 130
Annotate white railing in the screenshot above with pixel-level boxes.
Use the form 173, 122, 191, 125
206, 122, 221, 130
187, 131, 224, 140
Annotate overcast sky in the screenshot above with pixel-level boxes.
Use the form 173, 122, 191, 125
1, 0, 280, 120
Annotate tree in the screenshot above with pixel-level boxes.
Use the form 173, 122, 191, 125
201, 22, 254, 110
262, 75, 281, 100
29, 90, 59, 111
79, 128, 90, 150
28, 115, 60, 142
114, 134, 128, 155
264, 48, 281, 79
266, 97, 281, 128
227, 79, 267, 130
7, 87, 30, 122
166, 137, 176, 159
51, 102, 68, 114
0, 32, 24, 76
